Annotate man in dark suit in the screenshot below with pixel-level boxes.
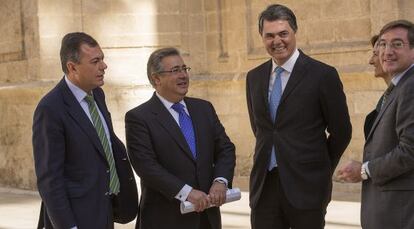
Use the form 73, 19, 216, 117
337, 20, 414, 228
363, 34, 393, 139
338, 34, 392, 178
246, 4, 352, 229
125, 47, 236, 229
32, 32, 138, 229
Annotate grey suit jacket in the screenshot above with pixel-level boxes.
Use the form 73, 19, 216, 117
246, 51, 352, 210
125, 94, 236, 229
362, 65, 414, 229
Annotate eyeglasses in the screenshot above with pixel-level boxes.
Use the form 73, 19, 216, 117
156, 66, 191, 75
378, 40, 409, 50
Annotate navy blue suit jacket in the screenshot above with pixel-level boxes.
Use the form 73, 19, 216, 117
33, 78, 138, 228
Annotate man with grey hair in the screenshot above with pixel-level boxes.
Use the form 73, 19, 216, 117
246, 4, 352, 228
125, 47, 236, 229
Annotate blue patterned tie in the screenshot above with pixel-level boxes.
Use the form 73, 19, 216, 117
171, 103, 197, 158
268, 67, 284, 170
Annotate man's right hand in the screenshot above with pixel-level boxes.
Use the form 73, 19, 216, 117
337, 160, 363, 183
187, 189, 210, 212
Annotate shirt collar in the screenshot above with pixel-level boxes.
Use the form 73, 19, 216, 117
271, 49, 299, 73
64, 76, 89, 102
391, 63, 414, 86
155, 92, 186, 109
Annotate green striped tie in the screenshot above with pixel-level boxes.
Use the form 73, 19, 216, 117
85, 94, 120, 194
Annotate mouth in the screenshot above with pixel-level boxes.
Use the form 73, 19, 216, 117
177, 81, 188, 88
383, 58, 396, 64
271, 46, 286, 53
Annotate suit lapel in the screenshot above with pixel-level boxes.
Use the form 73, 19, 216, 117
279, 51, 307, 106
149, 95, 196, 162
59, 79, 107, 160
366, 91, 396, 141
185, 98, 204, 163
366, 66, 414, 141
257, 60, 273, 121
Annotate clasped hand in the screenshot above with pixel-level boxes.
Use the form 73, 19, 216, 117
187, 182, 227, 212
336, 160, 363, 183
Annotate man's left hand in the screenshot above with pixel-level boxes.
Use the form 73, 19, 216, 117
208, 182, 227, 207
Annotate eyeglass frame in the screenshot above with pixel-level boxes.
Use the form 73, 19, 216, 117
377, 39, 411, 50
154, 66, 191, 75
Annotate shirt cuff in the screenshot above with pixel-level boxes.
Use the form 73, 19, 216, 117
175, 184, 192, 202
363, 161, 371, 177
213, 177, 228, 187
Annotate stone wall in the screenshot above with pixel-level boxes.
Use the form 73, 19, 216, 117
0, 0, 413, 190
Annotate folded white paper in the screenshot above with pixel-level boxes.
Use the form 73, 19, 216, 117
180, 188, 241, 214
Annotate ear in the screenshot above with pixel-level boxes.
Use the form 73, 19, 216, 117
152, 74, 161, 86
66, 61, 78, 74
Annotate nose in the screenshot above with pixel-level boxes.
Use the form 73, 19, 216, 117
272, 36, 282, 44
383, 44, 395, 54
179, 71, 188, 78
101, 60, 108, 70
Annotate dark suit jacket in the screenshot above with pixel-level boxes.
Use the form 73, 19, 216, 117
364, 110, 377, 140
246, 51, 352, 210
125, 94, 236, 229
362, 66, 414, 229
33, 78, 138, 229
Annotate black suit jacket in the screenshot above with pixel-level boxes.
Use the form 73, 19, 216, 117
364, 110, 377, 140
125, 94, 235, 229
33, 78, 138, 229
246, 51, 352, 210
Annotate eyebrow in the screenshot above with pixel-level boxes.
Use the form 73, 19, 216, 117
171, 64, 187, 69
89, 55, 104, 62
380, 38, 405, 42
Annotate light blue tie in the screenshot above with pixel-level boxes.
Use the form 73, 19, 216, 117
268, 67, 284, 170
171, 103, 197, 158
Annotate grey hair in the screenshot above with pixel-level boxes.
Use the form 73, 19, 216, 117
147, 47, 180, 86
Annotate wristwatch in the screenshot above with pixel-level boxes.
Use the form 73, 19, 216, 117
361, 163, 369, 180
214, 179, 227, 186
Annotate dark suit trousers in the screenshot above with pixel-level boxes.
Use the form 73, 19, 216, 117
251, 168, 325, 229
200, 212, 212, 229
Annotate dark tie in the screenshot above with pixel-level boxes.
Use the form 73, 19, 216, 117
376, 83, 395, 111
171, 103, 197, 158
268, 67, 284, 170
85, 94, 120, 194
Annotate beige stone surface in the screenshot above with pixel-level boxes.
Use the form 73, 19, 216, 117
0, 82, 55, 189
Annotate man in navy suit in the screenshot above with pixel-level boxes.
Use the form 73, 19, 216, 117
125, 47, 236, 229
246, 4, 352, 229
33, 32, 138, 229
